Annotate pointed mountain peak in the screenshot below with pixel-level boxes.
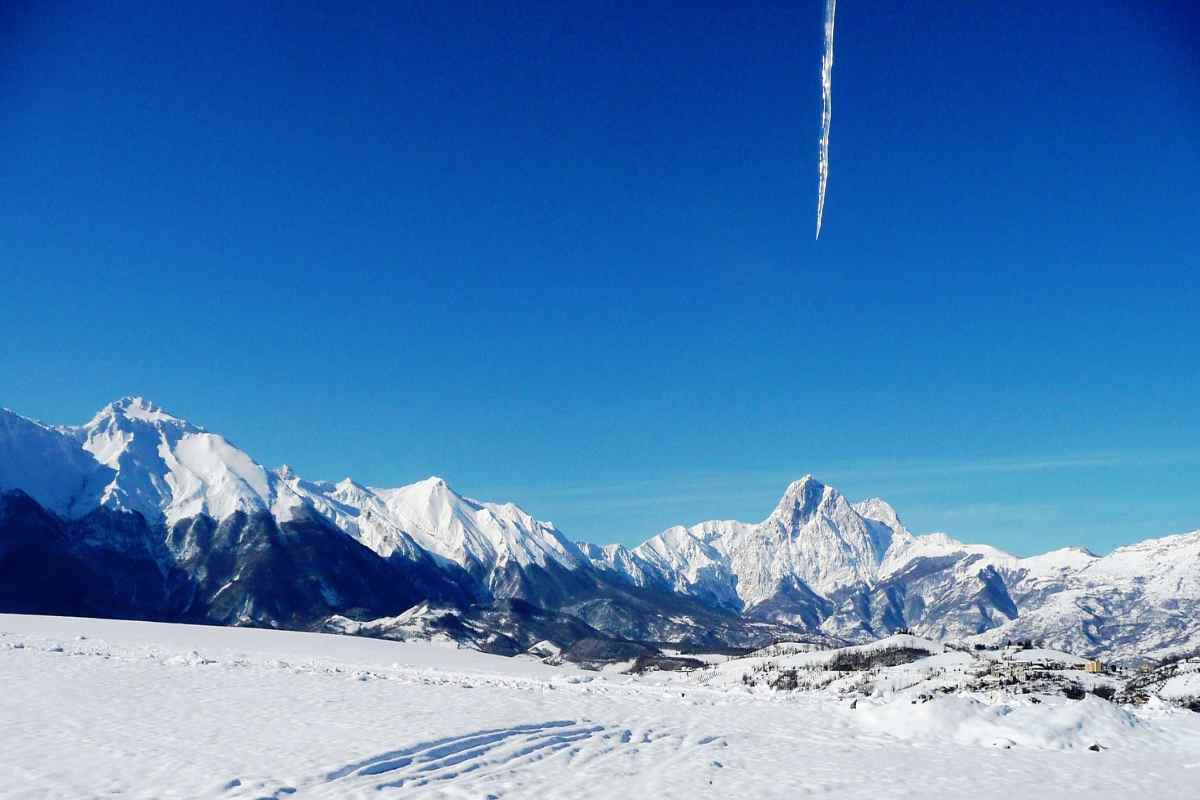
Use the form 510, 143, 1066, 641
770, 475, 834, 524
331, 476, 375, 497
854, 497, 905, 532
113, 395, 153, 408
89, 396, 195, 430
411, 475, 459, 497
373, 476, 469, 524
786, 473, 824, 492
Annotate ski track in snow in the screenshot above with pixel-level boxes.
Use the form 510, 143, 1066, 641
291, 721, 725, 799
3, 615, 1200, 799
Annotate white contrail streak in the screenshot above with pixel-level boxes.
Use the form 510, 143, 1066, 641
815, 0, 836, 239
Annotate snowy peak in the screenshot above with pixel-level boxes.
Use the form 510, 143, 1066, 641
1084, 529, 1200, 587
4, 400, 588, 597
628, 525, 742, 610
854, 498, 906, 535
764, 477, 890, 568
599, 475, 1060, 625
743, 477, 885, 600
766, 475, 830, 527
71, 398, 279, 525
636, 525, 729, 579
280, 472, 586, 595
375, 476, 462, 536
0, 399, 301, 527
1013, 546, 1099, 578
77, 397, 197, 475
596, 477, 894, 615
372, 476, 585, 578
86, 396, 195, 430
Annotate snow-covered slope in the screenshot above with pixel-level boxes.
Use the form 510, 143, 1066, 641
72, 397, 300, 525
278, 472, 588, 600
0, 408, 112, 517
971, 530, 1200, 662
1, 397, 305, 526
363, 477, 584, 578
5, 615, 1200, 800
591, 524, 745, 612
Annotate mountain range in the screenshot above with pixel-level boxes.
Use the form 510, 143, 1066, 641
2, 397, 1197, 664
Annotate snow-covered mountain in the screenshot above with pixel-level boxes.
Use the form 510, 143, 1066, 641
277, 472, 588, 599
590, 479, 949, 613
72, 397, 302, 525
587, 476, 1200, 662
2, 398, 1198, 662
1, 398, 587, 606
0, 399, 777, 649
971, 530, 1200, 661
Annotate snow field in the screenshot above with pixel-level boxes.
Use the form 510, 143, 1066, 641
2, 615, 1200, 799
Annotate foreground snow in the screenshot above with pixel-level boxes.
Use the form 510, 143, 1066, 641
3, 616, 1200, 799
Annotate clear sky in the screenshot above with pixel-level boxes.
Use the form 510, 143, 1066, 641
2, 1, 1198, 555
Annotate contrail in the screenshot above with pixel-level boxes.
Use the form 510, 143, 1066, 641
815, 0, 836, 239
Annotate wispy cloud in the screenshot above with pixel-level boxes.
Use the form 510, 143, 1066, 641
900, 501, 1063, 523
491, 452, 1197, 528
502, 480, 675, 500
507, 454, 1138, 503
490, 452, 1198, 551
819, 454, 1127, 484
544, 490, 773, 515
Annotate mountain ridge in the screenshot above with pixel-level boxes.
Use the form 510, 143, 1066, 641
2, 397, 1198, 663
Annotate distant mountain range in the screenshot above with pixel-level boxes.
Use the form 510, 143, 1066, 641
2, 397, 1197, 664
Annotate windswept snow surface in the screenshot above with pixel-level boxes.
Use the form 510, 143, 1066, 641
3, 616, 1200, 799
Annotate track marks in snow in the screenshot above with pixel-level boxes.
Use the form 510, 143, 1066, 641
237, 720, 728, 798
327, 719, 582, 782
325, 720, 617, 794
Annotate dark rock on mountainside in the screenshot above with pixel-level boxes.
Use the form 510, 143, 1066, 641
0, 490, 473, 631
166, 509, 473, 628
0, 490, 185, 620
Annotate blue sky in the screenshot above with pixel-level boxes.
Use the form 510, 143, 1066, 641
2, 1, 1198, 554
